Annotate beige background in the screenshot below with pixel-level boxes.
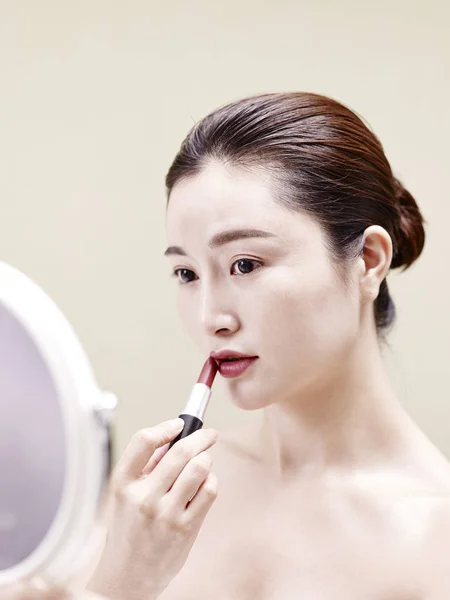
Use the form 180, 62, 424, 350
0, 0, 449, 459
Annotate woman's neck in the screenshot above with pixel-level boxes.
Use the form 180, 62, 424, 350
256, 332, 416, 479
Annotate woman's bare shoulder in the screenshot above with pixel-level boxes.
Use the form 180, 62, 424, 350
408, 439, 450, 495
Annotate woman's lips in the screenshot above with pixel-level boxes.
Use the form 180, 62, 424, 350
216, 357, 258, 378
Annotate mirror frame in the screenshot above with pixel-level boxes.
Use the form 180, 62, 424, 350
0, 262, 115, 587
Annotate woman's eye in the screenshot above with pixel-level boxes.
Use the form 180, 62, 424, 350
173, 268, 197, 284
231, 259, 262, 275
173, 260, 261, 283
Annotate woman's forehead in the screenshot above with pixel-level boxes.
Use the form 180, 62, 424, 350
165, 162, 316, 242
167, 163, 275, 217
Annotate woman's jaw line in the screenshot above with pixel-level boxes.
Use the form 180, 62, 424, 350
233, 345, 411, 479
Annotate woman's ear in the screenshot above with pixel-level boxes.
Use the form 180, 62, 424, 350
358, 226, 393, 303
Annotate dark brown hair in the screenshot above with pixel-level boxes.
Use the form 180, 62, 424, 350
166, 92, 426, 334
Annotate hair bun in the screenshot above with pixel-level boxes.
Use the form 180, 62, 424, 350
390, 177, 426, 270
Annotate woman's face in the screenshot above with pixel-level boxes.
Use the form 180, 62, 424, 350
165, 161, 362, 410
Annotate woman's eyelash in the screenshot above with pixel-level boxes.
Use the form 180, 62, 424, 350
172, 259, 263, 284
230, 258, 263, 275
171, 268, 197, 284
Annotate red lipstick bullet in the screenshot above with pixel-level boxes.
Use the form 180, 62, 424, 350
197, 357, 218, 387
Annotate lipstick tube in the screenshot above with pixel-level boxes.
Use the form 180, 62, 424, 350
168, 357, 218, 449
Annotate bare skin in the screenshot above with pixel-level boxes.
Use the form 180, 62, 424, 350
158, 419, 450, 600
158, 161, 450, 599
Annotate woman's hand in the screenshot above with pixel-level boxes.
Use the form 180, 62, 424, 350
88, 419, 219, 600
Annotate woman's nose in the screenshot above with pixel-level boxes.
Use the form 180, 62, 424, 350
199, 286, 240, 337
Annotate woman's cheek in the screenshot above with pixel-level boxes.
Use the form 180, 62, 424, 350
177, 293, 201, 342
259, 276, 338, 355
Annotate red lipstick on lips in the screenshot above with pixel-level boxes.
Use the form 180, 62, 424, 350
168, 357, 218, 449
210, 350, 259, 378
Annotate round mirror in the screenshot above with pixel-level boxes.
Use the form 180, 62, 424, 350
0, 262, 116, 588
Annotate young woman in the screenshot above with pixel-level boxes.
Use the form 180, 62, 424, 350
91, 92, 450, 600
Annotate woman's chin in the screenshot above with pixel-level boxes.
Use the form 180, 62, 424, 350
226, 381, 276, 411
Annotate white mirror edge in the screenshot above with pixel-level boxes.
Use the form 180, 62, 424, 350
0, 262, 114, 587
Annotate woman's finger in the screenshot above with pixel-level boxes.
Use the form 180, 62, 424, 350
164, 451, 213, 509
112, 419, 184, 484
141, 442, 170, 476
184, 471, 219, 518
144, 428, 217, 497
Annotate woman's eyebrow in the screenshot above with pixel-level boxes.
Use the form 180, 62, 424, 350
164, 228, 277, 257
